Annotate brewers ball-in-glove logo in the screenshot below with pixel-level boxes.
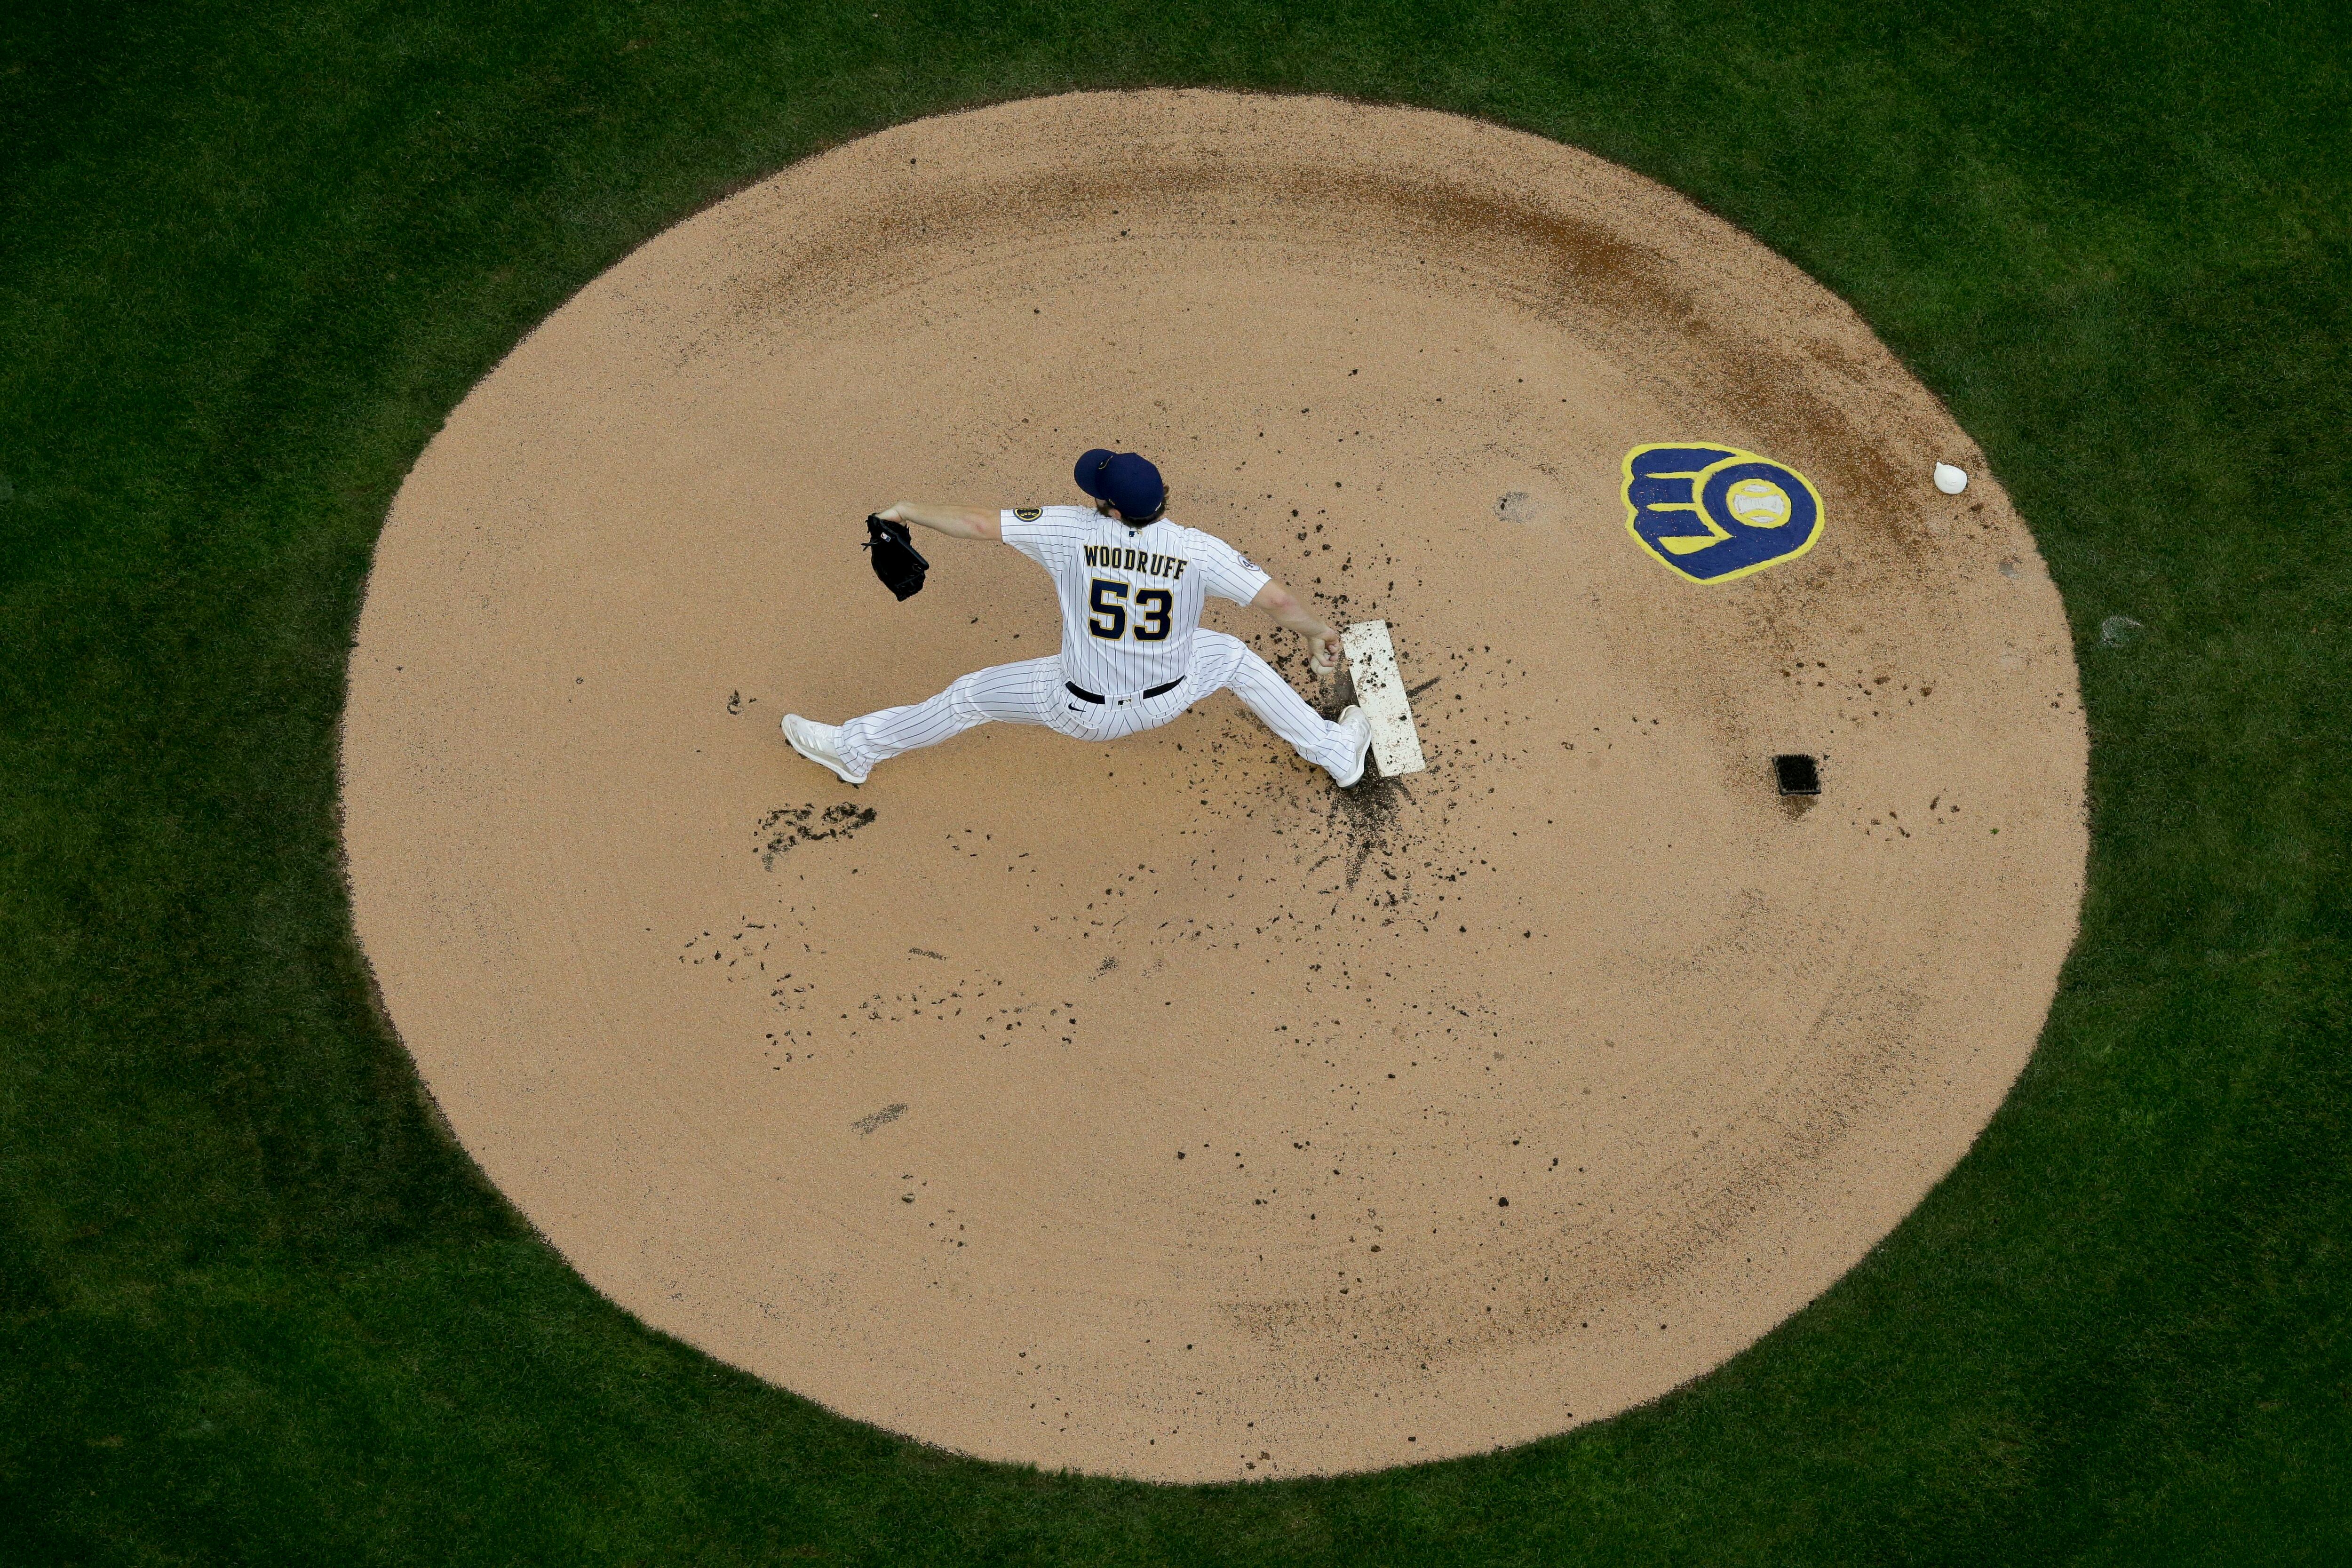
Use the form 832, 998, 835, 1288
1622, 444, 1823, 583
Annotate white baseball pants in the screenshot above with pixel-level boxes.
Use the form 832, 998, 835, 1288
833, 630, 1359, 780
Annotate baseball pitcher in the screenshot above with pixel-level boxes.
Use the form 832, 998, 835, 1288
783, 449, 1375, 788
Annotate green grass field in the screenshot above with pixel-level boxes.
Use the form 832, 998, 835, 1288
4, 1, 2348, 1561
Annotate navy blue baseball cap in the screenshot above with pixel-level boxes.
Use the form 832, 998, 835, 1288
1073, 448, 1166, 521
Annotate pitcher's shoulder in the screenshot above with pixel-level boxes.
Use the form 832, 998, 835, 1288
1165, 517, 1227, 548
1179, 521, 1261, 569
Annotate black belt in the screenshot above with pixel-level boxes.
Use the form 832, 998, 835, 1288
1066, 677, 1183, 705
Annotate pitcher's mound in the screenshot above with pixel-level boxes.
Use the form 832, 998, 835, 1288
342, 91, 2086, 1481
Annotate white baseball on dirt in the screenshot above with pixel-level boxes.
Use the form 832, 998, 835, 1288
1934, 462, 1970, 494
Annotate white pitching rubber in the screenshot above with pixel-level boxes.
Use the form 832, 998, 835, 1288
1340, 620, 1427, 778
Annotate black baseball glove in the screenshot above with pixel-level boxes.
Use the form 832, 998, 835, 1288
863, 513, 929, 601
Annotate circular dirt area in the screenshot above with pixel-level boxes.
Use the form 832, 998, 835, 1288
342, 91, 2087, 1481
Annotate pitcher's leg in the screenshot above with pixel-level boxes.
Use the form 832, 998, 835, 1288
834, 657, 1062, 775
1192, 632, 1361, 779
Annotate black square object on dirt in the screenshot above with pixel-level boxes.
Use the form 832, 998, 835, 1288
1773, 754, 1821, 795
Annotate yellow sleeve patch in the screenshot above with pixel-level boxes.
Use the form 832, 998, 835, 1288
1013, 507, 1042, 522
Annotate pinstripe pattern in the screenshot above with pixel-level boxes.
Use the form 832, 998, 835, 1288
1002, 505, 1270, 698
1192, 630, 1361, 775
829, 505, 1354, 780
834, 632, 1359, 780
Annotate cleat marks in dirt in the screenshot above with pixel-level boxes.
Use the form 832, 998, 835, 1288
756, 802, 877, 868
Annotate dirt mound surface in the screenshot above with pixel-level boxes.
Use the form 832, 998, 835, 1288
342, 91, 2086, 1481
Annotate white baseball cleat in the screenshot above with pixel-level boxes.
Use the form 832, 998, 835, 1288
782, 714, 869, 786
1331, 705, 1375, 788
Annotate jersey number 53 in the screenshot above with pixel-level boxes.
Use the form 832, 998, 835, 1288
1087, 579, 1172, 642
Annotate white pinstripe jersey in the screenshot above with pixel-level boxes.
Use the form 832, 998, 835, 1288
1000, 505, 1272, 696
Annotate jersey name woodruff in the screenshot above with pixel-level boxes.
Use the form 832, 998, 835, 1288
1081, 543, 1190, 580
999, 503, 1271, 698
795, 493, 1370, 791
